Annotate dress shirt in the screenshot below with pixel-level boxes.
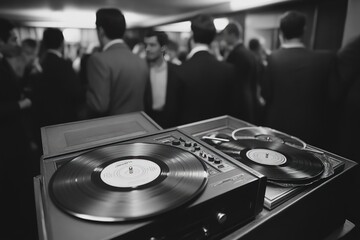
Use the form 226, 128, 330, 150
281, 41, 305, 49
150, 60, 167, 111
47, 49, 62, 58
187, 44, 210, 59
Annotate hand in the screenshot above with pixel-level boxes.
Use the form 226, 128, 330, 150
18, 97, 32, 109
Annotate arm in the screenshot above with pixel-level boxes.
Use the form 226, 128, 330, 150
86, 54, 111, 115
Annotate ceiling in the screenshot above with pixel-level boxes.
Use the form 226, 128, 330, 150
0, 0, 296, 29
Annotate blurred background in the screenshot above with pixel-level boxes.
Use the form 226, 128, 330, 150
1, 0, 358, 63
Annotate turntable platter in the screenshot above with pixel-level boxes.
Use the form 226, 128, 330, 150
49, 143, 208, 222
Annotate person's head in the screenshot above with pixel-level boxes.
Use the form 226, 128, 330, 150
144, 30, 168, 63
21, 38, 38, 64
279, 11, 306, 40
0, 18, 19, 57
96, 8, 126, 46
222, 21, 243, 46
42, 28, 64, 50
191, 14, 216, 45
249, 38, 261, 52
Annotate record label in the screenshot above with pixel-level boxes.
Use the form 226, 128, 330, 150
100, 159, 161, 188
246, 149, 287, 166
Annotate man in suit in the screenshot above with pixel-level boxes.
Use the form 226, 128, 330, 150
86, 8, 148, 117
336, 34, 360, 161
176, 14, 237, 125
261, 11, 337, 149
143, 30, 181, 128
35, 28, 83, 129
0, 17, 37, 240
222, 22, 260, 123
336, 34, 360, 239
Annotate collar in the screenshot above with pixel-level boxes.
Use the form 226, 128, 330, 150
103, 39, 125, 51
47, 49, 62, 58
187, 44, 210, 59
281, 40, 305, 49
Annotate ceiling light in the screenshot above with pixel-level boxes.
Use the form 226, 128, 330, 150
230, 0, 291, 11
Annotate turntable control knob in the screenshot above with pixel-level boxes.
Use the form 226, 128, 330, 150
214, 159, 222, 164
172, 139, 181, 145
208, 155, 215, 162
216, 212, 227, 224
184, 141, 192, 147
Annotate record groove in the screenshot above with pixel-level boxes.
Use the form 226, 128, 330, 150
215, 139, 324, 184
50, 143, 208, 222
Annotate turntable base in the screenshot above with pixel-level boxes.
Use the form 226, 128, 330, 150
33, 113, 358, 240
179, 115, 358, 240
35, 118, 266, 240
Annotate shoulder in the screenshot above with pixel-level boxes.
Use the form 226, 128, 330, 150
167, 61, 181, 71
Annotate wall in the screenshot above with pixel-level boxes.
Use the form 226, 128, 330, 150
342, 0, 360, 46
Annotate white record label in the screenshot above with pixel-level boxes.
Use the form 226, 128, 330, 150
100, 159, 161, 188
246, 149, 287, 166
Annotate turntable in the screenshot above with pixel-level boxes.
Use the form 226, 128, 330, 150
34, 113, 266, 240
178, 115, 359, 240
177, 115, 346, 209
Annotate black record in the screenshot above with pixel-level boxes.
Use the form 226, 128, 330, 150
49, 143, 208, 222
216, 139, 324, 184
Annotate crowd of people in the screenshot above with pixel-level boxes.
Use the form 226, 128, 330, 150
1, 7, 360, 239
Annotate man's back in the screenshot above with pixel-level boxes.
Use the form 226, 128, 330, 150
37, 51, 82, 126
226, 43, 259, 122
177, 51, 235, 125
86, 42, 148, 116
262, 47, 336, 146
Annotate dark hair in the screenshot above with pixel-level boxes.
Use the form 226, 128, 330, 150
280, 11, 306, 39
22, 38, 37, 49
191, 14, 216, 45
144, 30, 169, 47
0, 18, 15, 42
249, 38, 261, 51
96, 8, 126, 39
42, 28, 64, 49
223, 22, 242, 38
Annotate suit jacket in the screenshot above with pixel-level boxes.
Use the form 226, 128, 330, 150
144, 61, 181, 128
176, 51, 236, 125
336, 35, 360, 161
0, 58, 39, 240
36, 51, 83, 127
86, 42, 148, 117
226, 43, 259, 123
0, 58, 29, 159
262, 47, 337, 148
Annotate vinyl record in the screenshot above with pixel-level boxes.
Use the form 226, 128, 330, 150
215, 139, 324, 184
232, 127, 307, 149
49, 143, 208, 222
